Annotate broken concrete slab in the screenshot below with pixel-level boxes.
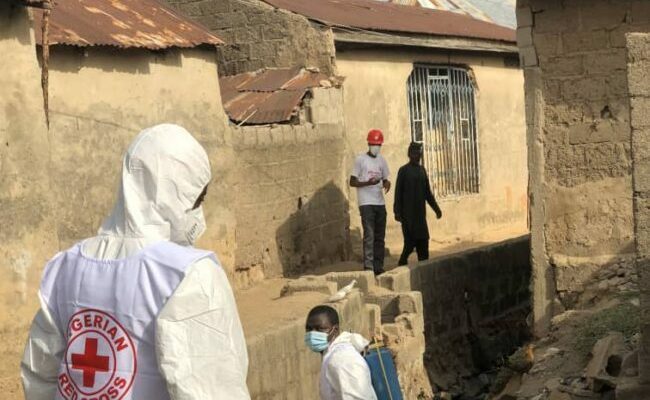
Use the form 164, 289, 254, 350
377, 266, 411, 292
325, 270, 376, 294
585, 332, 626, 391
397, 291, 424, 314
280, 277, 337, 297
621, 350, 639, 377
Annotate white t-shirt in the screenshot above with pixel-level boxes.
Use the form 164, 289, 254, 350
351, 153, 390, 206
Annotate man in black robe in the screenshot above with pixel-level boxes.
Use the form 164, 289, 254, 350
393, 142, 442, 266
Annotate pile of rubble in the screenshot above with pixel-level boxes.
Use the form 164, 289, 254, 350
557, 259, 638, 312
490, 296, 647, 400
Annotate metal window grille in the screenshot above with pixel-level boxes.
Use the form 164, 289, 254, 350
407, 65, 480, 198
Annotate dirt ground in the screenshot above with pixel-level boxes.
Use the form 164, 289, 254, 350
490, 294, 641, 400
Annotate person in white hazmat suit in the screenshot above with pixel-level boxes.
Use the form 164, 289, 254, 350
21, 124, 250, 400
304, 305, 378, 400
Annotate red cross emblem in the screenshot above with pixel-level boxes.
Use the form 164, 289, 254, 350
71, 338, 110, 387
58, 309, 137, 400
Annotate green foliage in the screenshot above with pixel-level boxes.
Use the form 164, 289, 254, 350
574, 302, 640, 358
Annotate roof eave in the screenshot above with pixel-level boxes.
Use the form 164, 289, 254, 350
36, 41, 223, 50
333, 29, 518, 54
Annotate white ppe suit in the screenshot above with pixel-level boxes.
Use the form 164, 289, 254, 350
320, 332, 378, 400
21, 124, 250, 400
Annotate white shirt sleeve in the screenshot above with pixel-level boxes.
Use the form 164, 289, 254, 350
326, 351, 378, 400
351, 155, 363, 179
21, 293, 65, 400
381, 156, 390, 180
156, 257, 250, 400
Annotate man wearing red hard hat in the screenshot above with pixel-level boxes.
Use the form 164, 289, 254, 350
349, 129, 391, 275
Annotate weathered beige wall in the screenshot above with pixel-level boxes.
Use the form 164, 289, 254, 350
45, 45, 238, 273
1, 42, 234, 399
229, 90, 349, 285
0, 4, 57, 398
336, 49, 528, 258
516, 0, 650, 335
626, 32, 650, 384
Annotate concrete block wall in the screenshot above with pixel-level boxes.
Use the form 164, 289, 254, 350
379, 236, 531, 391
626, 32, 650, 384
231, 117, 350, 285
516, 0, 650, 335
163, 0, 336, 76
265, 269, 432, 399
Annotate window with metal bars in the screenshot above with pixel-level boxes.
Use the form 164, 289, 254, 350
407, 65, 480, 198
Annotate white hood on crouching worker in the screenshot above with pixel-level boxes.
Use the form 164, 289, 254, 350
86, 124, 212, 257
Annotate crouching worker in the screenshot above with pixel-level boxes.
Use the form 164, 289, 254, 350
21, 124, 250, 400
305, 305, 378, 400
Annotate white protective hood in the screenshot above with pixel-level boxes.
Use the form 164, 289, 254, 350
85, 124, 211, 257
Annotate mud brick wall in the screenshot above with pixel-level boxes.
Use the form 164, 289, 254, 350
517, 0, 650, 335
406, 236, 531, 390
230, 89, 349, 285
163, 0, 336, 76
0, 4, 57, 398
626, 32, 650, 384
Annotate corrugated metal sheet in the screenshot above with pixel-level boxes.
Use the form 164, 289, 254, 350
262, 0, 516, 43
220, 68, 339, 125
33, 0, 223, 49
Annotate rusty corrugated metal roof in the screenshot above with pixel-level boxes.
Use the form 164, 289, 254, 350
262, 0, 516, 43
33, 0, 223, 49
220, 68, 340, 125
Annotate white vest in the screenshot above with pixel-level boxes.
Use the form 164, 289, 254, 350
40, 241, 213, 400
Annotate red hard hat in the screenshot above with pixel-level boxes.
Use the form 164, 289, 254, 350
367, 129, 384, 145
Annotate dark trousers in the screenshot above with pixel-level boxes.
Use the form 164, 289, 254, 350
398, 225, 429, 266
360, 205, 387, 273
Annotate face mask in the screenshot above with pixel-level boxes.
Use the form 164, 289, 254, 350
305, 331, 330, 353
171, 206, 207, 246
369, 145, 381, 156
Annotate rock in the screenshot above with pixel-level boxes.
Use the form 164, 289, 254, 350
529, 362, 546, 375
601, 268, 618, 279
615, 377, 650, 400
558, 383, 601, 398
492, 374, 521, 400
545, 377, 562, 392
584, 332, 626, 391
621, 350, 639, 377
549, 390, 571, 400
280, 278, 337, 297
543, 347, 563, 359
435, 392, 452, 400
608, 277, 625, 287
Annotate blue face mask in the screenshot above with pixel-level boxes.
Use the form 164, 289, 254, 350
305, 331, 330, 353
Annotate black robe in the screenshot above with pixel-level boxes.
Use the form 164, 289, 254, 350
393, 163, 441, 240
